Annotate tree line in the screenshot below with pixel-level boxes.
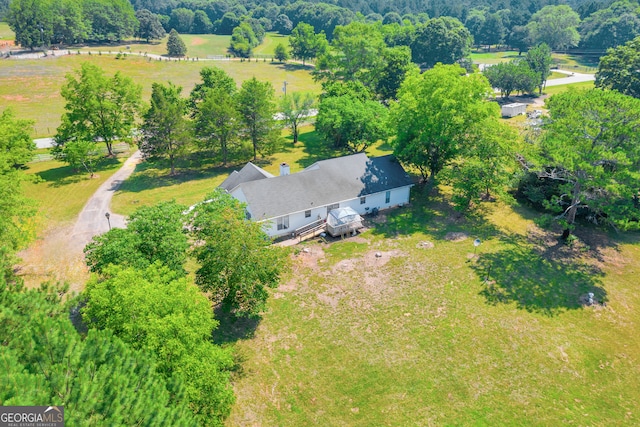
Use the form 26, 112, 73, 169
7, 0, 640, 53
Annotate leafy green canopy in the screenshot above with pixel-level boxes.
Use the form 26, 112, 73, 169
56, 63, 142, 157
84, 201, 189, 275
390, 64, 497, 182
140, 82, 192, 175
237, 77, 280, 161
0, 109, 36, 283
83, 263, 235, 425
596, 36, 640, 98
315, 93, 389, 153
535, 88, 640, 234
0, 283, 197, 425
167, 28, 188, 56
189, 190, 286, 318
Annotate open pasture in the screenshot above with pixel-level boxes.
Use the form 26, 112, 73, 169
0, 53, 318, 137
226, 195, 640, 426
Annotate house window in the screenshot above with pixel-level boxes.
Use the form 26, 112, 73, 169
326, 203, 339, 214
277, 215, 289, 230
360, 196, 366, 204
305, 210, 311, 218
385, 191, 391, 204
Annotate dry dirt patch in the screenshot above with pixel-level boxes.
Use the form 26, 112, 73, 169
445, 232, 468, 242
190, 37, 207, 46
17, 224, 89, 293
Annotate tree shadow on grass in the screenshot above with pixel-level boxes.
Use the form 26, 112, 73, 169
212, 305, 261, 345
368, 184, 503, 240
269, 62, 315, 72
36, 157, 121, 188
295, 127, 341, 169
472, 241, 606, 316
115, 156, 241, 194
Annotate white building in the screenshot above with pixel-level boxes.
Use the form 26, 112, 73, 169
501, 102, 527, 117
219, 153, 414, 238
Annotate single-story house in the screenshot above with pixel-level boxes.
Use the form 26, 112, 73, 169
219, 153, 414, 238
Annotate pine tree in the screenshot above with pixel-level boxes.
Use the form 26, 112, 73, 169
167, 29, 187, 57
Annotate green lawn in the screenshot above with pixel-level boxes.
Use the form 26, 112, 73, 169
0, 54, 319, 137
254, 32, 290, 56
0, 22, 14, 40
544, 81, 595, 96
22, 153, 128, 231
225, 195, 640, 426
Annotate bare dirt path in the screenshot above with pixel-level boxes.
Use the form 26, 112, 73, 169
18, 151, 141, 292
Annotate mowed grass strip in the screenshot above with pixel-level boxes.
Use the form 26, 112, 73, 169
0, 54, 319, 137
227, 196, 640, 426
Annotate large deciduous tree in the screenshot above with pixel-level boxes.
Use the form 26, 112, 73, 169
580, 0, 640, 50
289, 22, 328, 64
596, 36, 640, 98
135, 8, 165, 42
526, 5, 581, 51
56, 63, 142, 157
189, 190, 286, 318
526, 43, 553, 94
7, 0, 53, 50
83, 0, 137, 42
237, 77, 280, 161
390, 64, 497, 183
140, 82, 192, 175
533, 88, 640, 238
483, 60, 538, 98
84, 201, 189, 275
411, 17, 472, 68
194, 85, 241, 165
279, 92, 315, 145
315, 93, 389, 153
83, 263, 235, 425
189, 66, 237, 110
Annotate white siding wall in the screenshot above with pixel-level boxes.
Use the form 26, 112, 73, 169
259, 185, 413, 238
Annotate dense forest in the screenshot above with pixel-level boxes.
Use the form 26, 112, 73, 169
4, 0, 639, 52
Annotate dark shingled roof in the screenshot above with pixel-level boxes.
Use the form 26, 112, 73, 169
219, 162, 274, 192
225, 153, 413, 220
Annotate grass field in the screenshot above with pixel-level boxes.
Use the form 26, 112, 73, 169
544, 81, 595, 96
0, 22, 14, 40
78, 32, 286, 58
254, 33, 290, 56
225, 194, 640, 426
0, 54, 319, 137
78, 33, 233, 58
22, 153, 128, 231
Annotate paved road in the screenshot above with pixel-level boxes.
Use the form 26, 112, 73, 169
70, 150, 141, 252
544, 69, 595, 87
